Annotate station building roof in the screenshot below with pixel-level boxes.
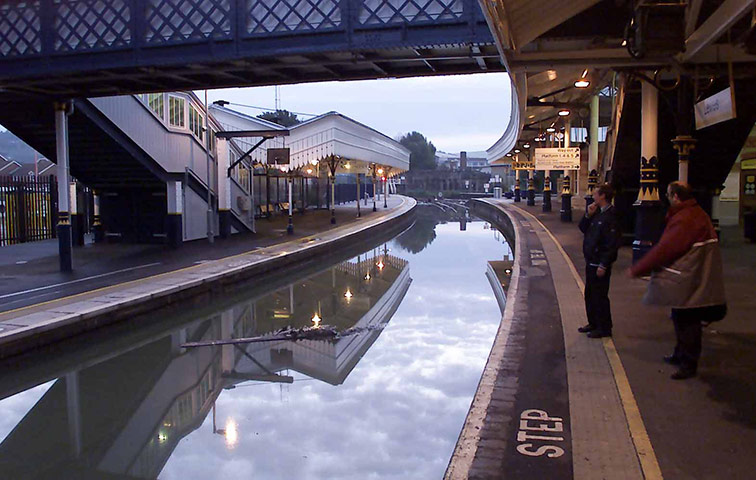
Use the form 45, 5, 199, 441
287, 111, 410, 175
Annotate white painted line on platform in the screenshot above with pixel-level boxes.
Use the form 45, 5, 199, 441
0, 263, 162, 300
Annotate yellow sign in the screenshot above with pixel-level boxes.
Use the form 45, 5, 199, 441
512, 161, 535, 170
742, 159, 756, 170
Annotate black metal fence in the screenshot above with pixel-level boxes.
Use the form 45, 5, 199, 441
253, 174, 375, 216
0, 176, 58, 246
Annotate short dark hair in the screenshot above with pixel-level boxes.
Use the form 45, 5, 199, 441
668, 181, 693, 201
596, 183, 614, 202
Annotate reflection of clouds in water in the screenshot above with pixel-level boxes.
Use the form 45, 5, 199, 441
162, 221, 505, 479
0, 380, 56, 443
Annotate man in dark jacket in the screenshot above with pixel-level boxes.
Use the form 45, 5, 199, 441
629, 181, 726, 380
578, 183, 622, 338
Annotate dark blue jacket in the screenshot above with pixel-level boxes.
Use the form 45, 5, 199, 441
579, 205, 621, 269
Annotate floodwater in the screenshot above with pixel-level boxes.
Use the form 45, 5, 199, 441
0, 208, 513, 479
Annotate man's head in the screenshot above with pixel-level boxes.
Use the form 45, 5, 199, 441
592, 183, 614, 207
666, 181, 693, 206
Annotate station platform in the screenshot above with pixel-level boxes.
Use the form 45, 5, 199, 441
448, 198, 756, 480
0, 196, 414, 359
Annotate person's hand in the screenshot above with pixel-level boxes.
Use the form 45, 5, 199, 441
597, 266, 606, 278
587, 203, 598, 217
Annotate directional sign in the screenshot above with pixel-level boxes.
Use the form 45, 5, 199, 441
512, 160, 535, 170
534, 147, 580, 170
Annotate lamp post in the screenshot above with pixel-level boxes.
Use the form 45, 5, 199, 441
286, 166, 294, 235
371, 164, 378, 212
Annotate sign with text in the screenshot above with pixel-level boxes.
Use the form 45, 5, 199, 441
267, 148, 290, 164
534, 147, 580, 170
695, 87, 736, 130
512, 160, 535, 170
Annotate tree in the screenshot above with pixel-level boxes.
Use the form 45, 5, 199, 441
257, 110, 301, 127
399, 131, 437, 170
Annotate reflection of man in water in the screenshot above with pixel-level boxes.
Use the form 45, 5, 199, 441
578, 183, 621, 338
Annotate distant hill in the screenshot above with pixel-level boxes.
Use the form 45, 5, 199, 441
0, 128, 43, 163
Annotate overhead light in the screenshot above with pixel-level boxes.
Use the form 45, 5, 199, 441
506, 153, 513, 157
523, 143, 530, 149
547, 70, 557, 81
546, 127, 556, 133
558, 109, 570, 116
306, 168, 313, 174
344, 289, 353, 300
574, 79, 590, 88
621, 39, 627, 47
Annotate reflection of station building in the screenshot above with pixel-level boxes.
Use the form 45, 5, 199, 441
0, 248, 410, 479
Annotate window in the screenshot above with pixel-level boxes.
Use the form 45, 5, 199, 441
189, 106, 203, 141
168, 96, 185, 128
207, 128, 216, 154
147, 93, 164, 120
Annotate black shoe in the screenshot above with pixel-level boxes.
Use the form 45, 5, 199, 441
578, 325, 595, 333
671, 369, 696, 380
663, 355, 681, 366
587, 330, 611, 338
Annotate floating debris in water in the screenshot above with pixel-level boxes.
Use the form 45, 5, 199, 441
180, 324, 386, 348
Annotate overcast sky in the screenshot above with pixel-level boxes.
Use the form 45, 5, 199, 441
202, 72, 512, 155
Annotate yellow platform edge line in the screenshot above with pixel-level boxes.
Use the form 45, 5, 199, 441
511, 203, 663, 480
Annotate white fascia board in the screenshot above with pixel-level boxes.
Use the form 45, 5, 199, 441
487, 72, 526, 163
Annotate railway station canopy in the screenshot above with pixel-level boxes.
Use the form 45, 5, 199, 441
482, 0, 756, 161
287, 112, 410, 175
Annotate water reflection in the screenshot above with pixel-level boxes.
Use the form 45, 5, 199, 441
0, 213, 514, 479
0, 246, 410, 479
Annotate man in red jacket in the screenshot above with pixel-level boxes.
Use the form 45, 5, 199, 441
628, 182, 726, 380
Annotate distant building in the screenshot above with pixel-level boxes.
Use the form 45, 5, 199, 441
435, 150, 488, 171
0, 155, 55, 177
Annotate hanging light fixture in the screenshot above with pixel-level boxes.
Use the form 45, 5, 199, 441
558, 109, 570, 116
574, 69, 590, 88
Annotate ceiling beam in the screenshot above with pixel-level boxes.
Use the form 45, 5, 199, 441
682, 0, 754, 62
685, 0, 704, 38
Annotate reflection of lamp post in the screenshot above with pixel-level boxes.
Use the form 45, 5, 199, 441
212, 403, 239, 449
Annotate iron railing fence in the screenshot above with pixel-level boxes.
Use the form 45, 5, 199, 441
0, 176, 58, 246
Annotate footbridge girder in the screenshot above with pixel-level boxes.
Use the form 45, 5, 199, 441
0, 0, 501, 98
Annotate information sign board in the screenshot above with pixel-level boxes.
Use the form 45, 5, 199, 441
512, 160, 535, 170
533, 147, 580, 170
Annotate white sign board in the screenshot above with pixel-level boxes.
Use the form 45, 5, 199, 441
695, 87, 736, 130
534, 147, 580, 170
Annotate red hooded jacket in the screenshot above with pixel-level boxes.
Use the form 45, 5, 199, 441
630, 198, 717, 277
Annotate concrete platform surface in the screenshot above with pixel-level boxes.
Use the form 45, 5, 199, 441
452, 197, 756, 480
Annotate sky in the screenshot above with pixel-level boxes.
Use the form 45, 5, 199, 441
201, 72, 512, 155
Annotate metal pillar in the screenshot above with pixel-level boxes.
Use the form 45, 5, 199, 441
372, 169, 377, 212
204, 90, 214, 244
672, 76, 696, 183
633, 78, 664, 263
167, 180, 183, 248
514, 169, 521, 202
356, 173, 361, 217
330, 172, 336, 224
586, 94, 600, 208
217, 137, 232, 239
542, 170, 552, 212
92, 190, 104, 243
54, 101, 72, 272
560, 121, 573, 222
527, 170, 536, 206
287, 171, 294, 234
383, 175, 388, 208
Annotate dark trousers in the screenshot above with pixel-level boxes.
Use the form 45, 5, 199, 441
584, 265, 612, 333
